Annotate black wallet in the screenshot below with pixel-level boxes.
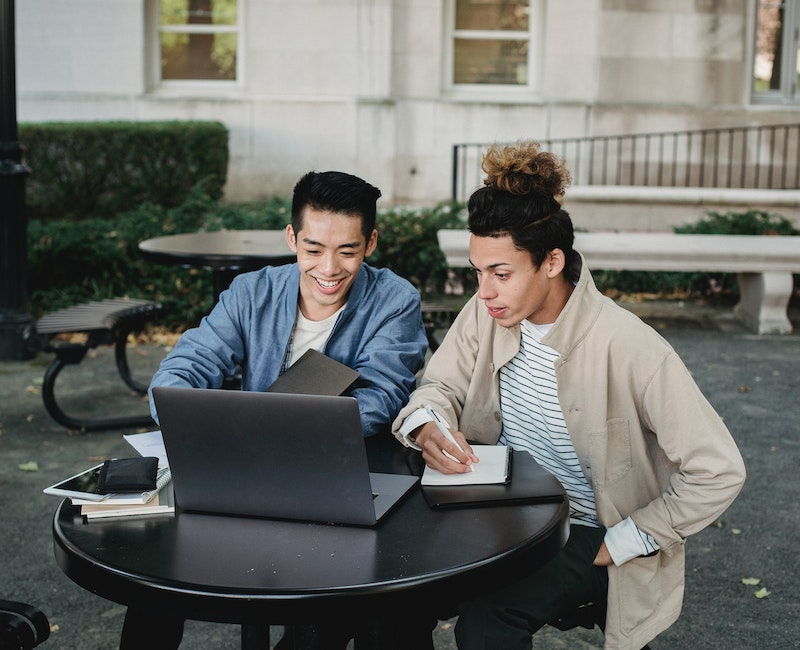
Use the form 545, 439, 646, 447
97, 457, 159, 493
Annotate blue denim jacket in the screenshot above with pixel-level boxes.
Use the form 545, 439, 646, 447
149, 262, 428, 436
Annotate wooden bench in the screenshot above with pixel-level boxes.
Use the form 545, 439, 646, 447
437, 230, 800, 335
31, 298, 163, 431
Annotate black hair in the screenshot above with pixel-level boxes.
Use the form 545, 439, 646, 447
467, 142, 578, 282
291, 171, 382, 239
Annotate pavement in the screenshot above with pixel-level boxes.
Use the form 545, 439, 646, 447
1, 297, 799, 649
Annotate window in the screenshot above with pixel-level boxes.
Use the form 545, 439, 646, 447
753, 0, 800, 102
446, 0, 541, 92
158, 0, 239, 83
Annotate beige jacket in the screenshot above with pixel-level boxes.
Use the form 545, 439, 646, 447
393, 257, 746, 649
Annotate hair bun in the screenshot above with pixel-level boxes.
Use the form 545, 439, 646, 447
482, 141, 571, 198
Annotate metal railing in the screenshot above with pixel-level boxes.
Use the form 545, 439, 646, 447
451, 123, 800, 202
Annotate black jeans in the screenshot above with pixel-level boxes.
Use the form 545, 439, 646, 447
454, 524, 608, 650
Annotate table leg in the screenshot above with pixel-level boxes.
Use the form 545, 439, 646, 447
213, 270, 239, 303
241, 623, 270, 650
353, 617, 436, 650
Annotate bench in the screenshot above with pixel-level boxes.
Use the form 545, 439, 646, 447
437, 230, 800, 335
420, 297, 470, 351
0, 599, 50, 648
31, 298, 163, 432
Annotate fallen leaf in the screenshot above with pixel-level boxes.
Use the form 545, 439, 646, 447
26, 385, 40, 395
754, 587, 771, 599
738, 385, 752, 393
19, 461, 39, 472
731, 528, 741, 535
741, 577, 760, 585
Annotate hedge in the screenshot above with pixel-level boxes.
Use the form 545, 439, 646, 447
20, 121, 229, 222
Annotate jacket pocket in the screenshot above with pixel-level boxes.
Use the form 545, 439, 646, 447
590, 418, 632, 485
617, 553, 663, 634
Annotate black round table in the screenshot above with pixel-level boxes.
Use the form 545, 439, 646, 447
52, 440, 569, 649
138, 230, 296, 300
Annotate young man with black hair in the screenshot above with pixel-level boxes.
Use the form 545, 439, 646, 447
121, 171, 429, 649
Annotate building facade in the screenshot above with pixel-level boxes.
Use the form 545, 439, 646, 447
15, 0, 800, 207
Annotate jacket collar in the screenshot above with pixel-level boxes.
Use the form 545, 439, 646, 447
281, 262, 371, 326
541, 253, 604, 359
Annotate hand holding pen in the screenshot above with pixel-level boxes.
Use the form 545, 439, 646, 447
421, 405, 477, 473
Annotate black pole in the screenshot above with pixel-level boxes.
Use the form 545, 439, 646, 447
0, 0, 34, 360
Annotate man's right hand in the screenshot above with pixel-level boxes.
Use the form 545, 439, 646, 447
412, 421, 478, 474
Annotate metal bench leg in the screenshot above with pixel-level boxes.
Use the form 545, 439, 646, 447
0, 599, 50, 649
114, 327, 149, 394
41, 345, 155, 432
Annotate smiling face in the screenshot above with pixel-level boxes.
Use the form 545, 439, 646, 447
469, 233, 572, 327
286, 207, 377, 321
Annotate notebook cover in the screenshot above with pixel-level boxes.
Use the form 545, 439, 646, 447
266, 349, 360, 396
410, 449, 566, 510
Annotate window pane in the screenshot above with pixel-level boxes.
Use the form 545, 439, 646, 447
455, 0, 529, 32
161, 32, 237, 80
754, 1, 784, 91
453, 38, 528, 85
161, 0, 237, 27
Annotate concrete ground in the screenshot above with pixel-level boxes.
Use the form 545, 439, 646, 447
1, 297, 798, 649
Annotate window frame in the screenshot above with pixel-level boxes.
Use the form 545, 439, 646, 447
752, 0, 800, 104
443, 0, 544, 98
147, 0, 243, 92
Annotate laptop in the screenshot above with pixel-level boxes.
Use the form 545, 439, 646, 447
151, 387, 418, 527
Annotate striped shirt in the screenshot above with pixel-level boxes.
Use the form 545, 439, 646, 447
498, 320, 599, 528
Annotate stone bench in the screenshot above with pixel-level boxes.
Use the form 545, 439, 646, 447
437, 230, 800, 335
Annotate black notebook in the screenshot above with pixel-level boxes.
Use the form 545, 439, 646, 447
409, 449, 566, 510
266, 349, 360, 396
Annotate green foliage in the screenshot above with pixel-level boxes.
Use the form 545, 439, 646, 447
674, 209, 799, 236
29, 201, 796, 331
369, 202, 469, 295
26, 194, 462, 329
20, 121, 229, 222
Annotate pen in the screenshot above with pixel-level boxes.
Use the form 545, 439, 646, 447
424, 404, 473, 470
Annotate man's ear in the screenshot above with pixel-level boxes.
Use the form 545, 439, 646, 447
285, 224, 298, 253
365, 229, 378, 257
546, 248, 566, 278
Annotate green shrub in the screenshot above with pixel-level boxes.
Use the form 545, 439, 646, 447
20, 121, 229, 222
26, 193, 463, 329
674, 209, 799, 236
370, 202, 470, 295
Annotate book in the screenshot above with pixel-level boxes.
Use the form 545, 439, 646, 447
420, 451, 566, 510
266, 349, 360, 396
80, 484, 175, 520
421, 444, 511, 486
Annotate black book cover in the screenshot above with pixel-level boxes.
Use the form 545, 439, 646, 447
266, 349, 360, 396
409, 449, 565, 510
